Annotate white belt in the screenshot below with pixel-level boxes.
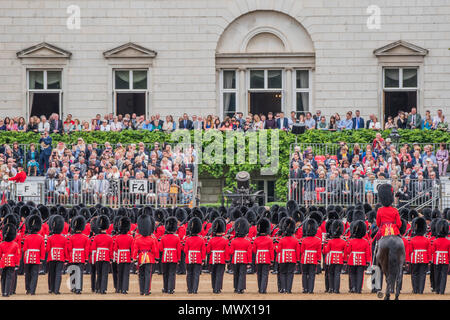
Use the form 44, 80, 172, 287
212, 250, 224, 253
235, 250, 246, 253
256, 250, 269, 253
118, 249, 129, 254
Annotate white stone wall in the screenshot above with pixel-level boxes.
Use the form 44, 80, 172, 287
0, 0, 449, 122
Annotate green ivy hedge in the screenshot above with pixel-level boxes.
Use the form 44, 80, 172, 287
1, 129, 448, 201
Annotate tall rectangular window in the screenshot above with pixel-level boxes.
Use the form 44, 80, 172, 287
221, 70, 238, 119
28, 70, 62, 119
294, 70, 311, 115
114, 69, 148, 117
383, 68, 418, 89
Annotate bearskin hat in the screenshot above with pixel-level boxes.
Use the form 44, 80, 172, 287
20, 205, 32, 220
327, 210, 339, 221
188, 217, 202, 236
218, 206, 227, 217
2, 224, 16, 242
57, 206, 68, 221
399, 208, 409, 220
234, 217, 249, 238
208, 209, 220, 223
352, 210, 365, 222
6, 200, 15, 207
229, 208, 242, 221
175, 208, 187, 224
89, 216, 100, 235
412, 217, 427, 236
3, 213, 18, 228
350, 220, 366, 239
318, 206, 326, 217
282, 217, 296, 236
137, 214, 154, 237
211, 217, 226, 235
436, 219, 449, 238
36, 205, 49, 221
325, 219, 334, 236
444, 207, 450, 220
430, 218, 439, 238
270, 211, 280, 225
346, 208, 354, 223
431, 209, 442, 220
270, 204, 280, 214
299, 206, 308, 215
50, 215, 65, 235
363, 203, 373, 214
409, 209, 419, 221
286, 200, 299, 215
257, 217, 271, 236
291, 210, 304, 223
399, 218, 407, 236
118, 216, 131, 235
97, 215, 110, 231
71, 215, 86, 233
153, 208, 165, 223
16, 201, 25, 208
165, 216, 178, 233
238, 205, 248, 215
26, 214, 42, 233
378, 184, 394, 207
331, 220, 344, 238
0, 203, 12, 217
26, 201, 36, 208
191, 207, 204, 221
245, 211, 257, 226
117, 207, 128, 217
261, 210, 271, 220
303, 219, 318, 237
367, 210, 377, 224
79, 207, 91, 221
308, 211, 323, 226
422, 208, 432, 221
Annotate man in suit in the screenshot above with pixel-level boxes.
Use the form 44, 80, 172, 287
192, 115, 203, 130
340, 173, 353, 205
69, 173, 82, 204
327, 173, 341, 203
94, 173, 109, 205
38, 130, 52, 176
290, 162, 303, 203
179, 113, 193, 130
277, 112, 289, 130
407, 107, 422, 129
155, 114, 164, 128
49, 113, 63, 134
352, 110, 365, 130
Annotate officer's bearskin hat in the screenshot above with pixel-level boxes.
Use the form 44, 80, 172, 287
378, 184, 394, 207
2, 224, 16, 242
4, 213, 18, 228
257, 217, 271, 236
245, 210, 257, 226
350, 220, 366, 239
411, 217, 427, 236
234, 217, 249, 238
165, 216, 178, 233
436, 219, 449, 238
211, 217, 226, 235
50, 214, 65, 235
26, 214, 42, 234
367, 210, 377, 224
303, 219, 318, 237
188, 217, 202, 236
230, 208, 242, 221
327, 210, 339, 221
283, 217, 296, 236
208, 209, 220, 223
0, 203, 11, 217
286, 200, 299, 215
331, 220, 344, 239
137, 214, 154, 237
20, 205, 32, 220
71, 215, 86, 233
291, 210, 304, 223
97, 215, 110, 231
422, 208, 432, 221
363, 203, 373, 214
175, 208, 187, 224
119, 216, 131, 235
431, 209, 442, 220
399, 219, 407, 236
352, 210, 365, 222
308, 211, 323, 226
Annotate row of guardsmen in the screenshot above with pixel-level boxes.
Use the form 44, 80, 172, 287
0, 202, 449, 296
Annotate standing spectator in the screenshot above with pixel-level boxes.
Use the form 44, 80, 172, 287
407, 107, 422, 129
328, 116, 338, 131
264, 112, 277, 129
436, 143, 448, 177
158, 174, 170, 207
352, 110, 365, 130
38, 131, 52, 175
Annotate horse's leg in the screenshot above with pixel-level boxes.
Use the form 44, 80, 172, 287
395, 269, 402, 300
384, 272, 390, 300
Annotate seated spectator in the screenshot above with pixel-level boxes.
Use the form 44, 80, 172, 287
368, 116, 381, 130
264, 112, 277, 129
317, 116, 328, 130
384, 116, 395, 129
328, 116, 338, 131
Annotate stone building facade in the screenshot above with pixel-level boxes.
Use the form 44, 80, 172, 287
0, 0, 449, 124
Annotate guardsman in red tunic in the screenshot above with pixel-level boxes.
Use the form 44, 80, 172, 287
175, 208, 187, 275
345, 220, 371, 293
1, 213, 21, 295
66, 215, 89, 294
409, 217, 431, 294
0, 224, 20, 297
184, 217, 206, 294
113, 216, 133, 294
253, 217, 274, 294
323, 220, 346, 294
153, 208, 165, 274
300, 219, 322, 294
91, 215, 113, 294
23, 214, 45, 295
277, 217, 300, 294
376, 184, 402, 239
431, 219, 450, 294
159, 216, 181, 294
46, 215, 66, 295
229, 217, 252, 294
88, 216, 100, 293
206, 217, 229, 294
110, 216, 121, 293
244, 211, 257, 275
133, 214, 159, 295
291, 209, 304, 275
400, 218, 411, 276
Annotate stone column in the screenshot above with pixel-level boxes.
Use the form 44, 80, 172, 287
285, 68, 293, 114
238, 67, 246, 115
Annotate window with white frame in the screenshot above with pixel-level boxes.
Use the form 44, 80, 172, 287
249, 69, 282, 90
114, 69, 148, 117
294, 70, 311, 115
220, 70, 238, 119
28, 69, 62, 119
383, 67, 418, 89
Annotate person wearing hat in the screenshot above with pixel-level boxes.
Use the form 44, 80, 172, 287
46, 215, 66, 294
159, 216, 181, 294
277, 218, 300, 294
375, 184, 402, 239
252, 218, 274, 294
229, 217, 251, 294
431, 219, 450, 294
206, 218, 229, 294
184, 217, 206, 294
409, 217, 431, 294
23, 214, 45, 295
91, 215, 113, 294
0, 223, 20, 297
113, 216, 134, 294
302, 165, 316, 206
67, 215, 89, 294
323, 220, 346, 294
300, 219, 321, 293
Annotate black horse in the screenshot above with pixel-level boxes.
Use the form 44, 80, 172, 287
375, 235, 405, 300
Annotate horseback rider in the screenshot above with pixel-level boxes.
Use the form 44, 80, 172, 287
375, 184, 402, 240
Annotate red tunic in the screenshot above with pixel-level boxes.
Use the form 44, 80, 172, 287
46, 234, 67, 262
113, 234, 134, 264
67, 233, 90, 263
91, 233, 113, 262
431, 237, 450, 265
62, 222, 70, 236
183, 235, 206, 264
9, 171, 26, 183
295, 226, 303, 240
82, 223, 91, 236
402, 237, 411, 263
252, 235, 274, 264
155, 224, 165, 240
39, 222, 50, 239
345, 238, 371, 266
276, 236, 300, 264
0, 241, 20, 267
176, 224, 186, 243
22, 233, 45, 264
409, 236, 431, 264
132, 234, 159, 265
376, 206, 402, 236
206, 236, 229, 264
159, 233, 181, 263
229, 237, 252, 264
323, 238, 347, 265
300, 236, 322, 264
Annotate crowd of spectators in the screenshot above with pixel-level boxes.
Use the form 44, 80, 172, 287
290, 136, 449, 207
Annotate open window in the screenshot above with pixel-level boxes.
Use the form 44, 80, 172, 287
28, 70, 62, 119
114, 69, 148, 117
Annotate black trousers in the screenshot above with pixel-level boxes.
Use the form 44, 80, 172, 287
324, 264, 330, 292
47, 261, 64, 293
90, 262, 97, 292
69, 263, 84, 291
411, 263, 427, 294
96, 261, 110, 293
349, 265, 365, 293
24, 264, 40, 294
210, 264, 225, 292
177, 252, 186, 274
233, 263, 247, 291
117, 263, 131, 292
430, 263, 435, 291
302, 264, 316, 293
138, 263, 153, 294
162, 262, 177, 292
112, 262, 118, 291
279, 263, 295, 293
249, 253, 256, 273
434, 264, 448, 294
11, 268, 17, 294
186, 264, 202, 293
328, 264, 343, 293
1, 267, 15, 296
256, 264, 270, 293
